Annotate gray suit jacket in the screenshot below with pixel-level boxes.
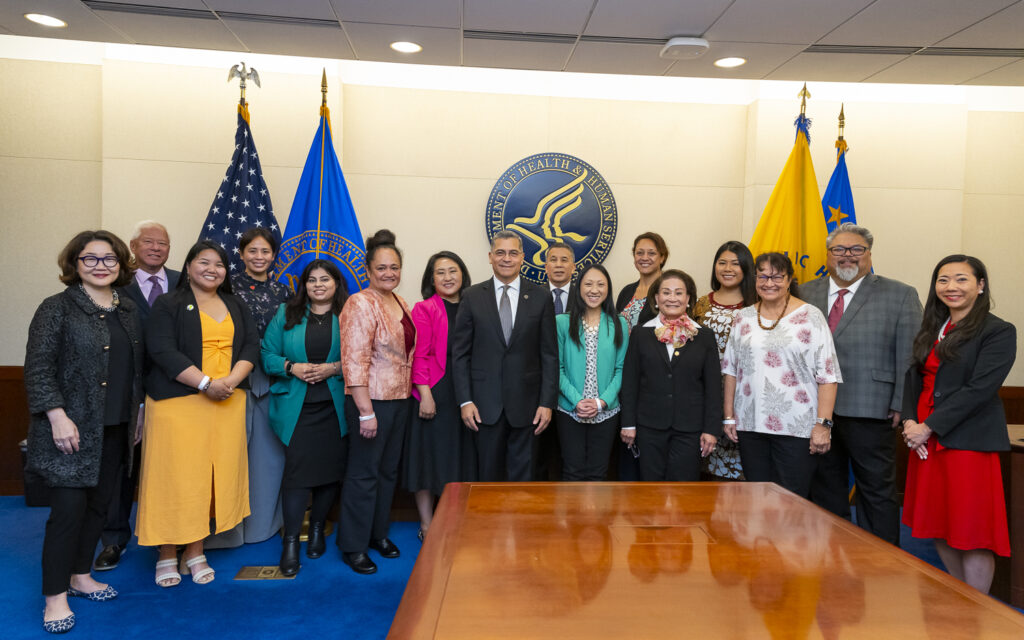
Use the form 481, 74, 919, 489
802, 273, 922, 419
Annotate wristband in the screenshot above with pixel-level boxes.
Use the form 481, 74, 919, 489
198, 375, 211, 391
285, 361, 294, 375
358, 413, 376, 422
722, 419, 737, 425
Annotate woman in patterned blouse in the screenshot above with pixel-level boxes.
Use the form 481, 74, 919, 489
692, 241, 757, 480
555, 264, 629, 481
615, 232, 669, 331
721, 253, 841, 499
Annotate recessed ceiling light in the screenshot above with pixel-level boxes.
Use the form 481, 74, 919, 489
714, 57, 746, 68
390, 41, 423, 54
25, 13, 67, 28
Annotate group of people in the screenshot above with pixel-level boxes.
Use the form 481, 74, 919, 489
24, 219, 1016, 633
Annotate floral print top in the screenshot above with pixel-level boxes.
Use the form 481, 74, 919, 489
231, 272, 291, 338
721, 303, 841, 438
693, 293, 744, 358
621, 297, 647, 331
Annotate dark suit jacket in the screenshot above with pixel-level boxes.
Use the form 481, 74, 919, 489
802, 273, 921, 419
452, 278, 558, 426
620, 322, 723, 436
615, 280, 656, 328
902, 313, 1016, 452
121, 268, 181, 324
144, 287, 260, 400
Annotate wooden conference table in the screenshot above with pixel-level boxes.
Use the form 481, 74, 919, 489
389, 482, 1024, 639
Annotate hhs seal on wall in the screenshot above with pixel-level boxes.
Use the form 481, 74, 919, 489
486, 153, 617, 284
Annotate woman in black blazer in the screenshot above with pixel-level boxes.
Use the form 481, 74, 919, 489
136, 241, 259, 587
901, 255, 1016, 594
620, 269, 723, 481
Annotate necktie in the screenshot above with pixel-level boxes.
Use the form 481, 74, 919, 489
146, 275, 164, 307
499, 285, 513, 344
827, 289, 849, 333
553, 288, 564, 315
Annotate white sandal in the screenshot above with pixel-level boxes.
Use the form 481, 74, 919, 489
155, 558, 181, 587
180, 554, 215, 585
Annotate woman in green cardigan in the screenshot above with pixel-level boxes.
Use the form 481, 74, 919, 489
555, 264, 629, 481
261, 260, 349, 576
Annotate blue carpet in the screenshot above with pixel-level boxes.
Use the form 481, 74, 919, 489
0, 496, 415, 639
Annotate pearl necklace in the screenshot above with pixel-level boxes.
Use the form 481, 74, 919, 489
79, 283, 119, 312
756, 294, 790, 331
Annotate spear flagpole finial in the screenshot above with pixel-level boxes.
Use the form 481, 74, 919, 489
798, 82, 811, 116
321, 68, 328, 108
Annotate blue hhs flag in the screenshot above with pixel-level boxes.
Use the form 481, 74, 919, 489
199, 108, 281, 274
821, 144, 857, 233
274, 105, 367, 294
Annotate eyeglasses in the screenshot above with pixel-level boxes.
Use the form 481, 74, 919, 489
78, 255, 119, 268
828, 245, 868, 257
756, 274, 787, 284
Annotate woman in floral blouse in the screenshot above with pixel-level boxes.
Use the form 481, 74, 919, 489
692, 241, 757, 480
721, 253, 840, 499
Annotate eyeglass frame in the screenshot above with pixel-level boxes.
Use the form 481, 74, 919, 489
755, 274, 788, 284
78, 255, 120, 268
827, 245, 869, 257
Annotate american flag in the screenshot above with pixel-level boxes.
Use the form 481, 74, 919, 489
199, 108, 282, 274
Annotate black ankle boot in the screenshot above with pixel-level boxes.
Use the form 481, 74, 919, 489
307, 522, 326, 559
280, 535, 300, 576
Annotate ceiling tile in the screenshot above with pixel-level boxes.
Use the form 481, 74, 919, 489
664, 42, 805, 80
344, 23, 460, 65
0, 0, 131, 43
819, 0, 1018, 47
584, 0, 730, 39
331, 0, 460, 29
209, 0, 338, 21
936, 1, 1024, 49
765, 52, 910, 82
465, 0, 593, 35
463, 38, 573, 71
90, 10, 244, 50
705, 0, 872, 45
105, 0, 210, 8
565, 41, 675, 76
866, 54, 1020, 84
962, 59, 1024, 86
221, 19, 354, 59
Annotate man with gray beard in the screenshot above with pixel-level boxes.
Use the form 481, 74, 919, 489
803, 222, 922, 546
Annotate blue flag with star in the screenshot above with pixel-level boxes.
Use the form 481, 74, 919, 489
274, 104, 367, 294
199, 104, 281, 274
821, 142, 856, 233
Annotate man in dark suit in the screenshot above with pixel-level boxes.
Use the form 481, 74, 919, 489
93, 220, 180, 571
805, 222, 922, 546
453, 230, 558, 482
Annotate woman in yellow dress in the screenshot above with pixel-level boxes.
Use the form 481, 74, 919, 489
136, 240, 260, 586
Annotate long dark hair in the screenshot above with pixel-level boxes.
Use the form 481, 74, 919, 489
567, 264, 623, 349
911, 254, 991, 367
177, 240, 233, 295
711, 241, 757, 306
284, 260, 349, 330
754, 252, 799, 299
420, 250, 472, 300
645, 269, 697, 318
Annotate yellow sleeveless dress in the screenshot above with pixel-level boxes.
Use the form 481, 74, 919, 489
137, 311, 250, 546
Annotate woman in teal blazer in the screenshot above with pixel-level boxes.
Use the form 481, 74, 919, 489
261, 260, 349, 576
555, 264, 629, 481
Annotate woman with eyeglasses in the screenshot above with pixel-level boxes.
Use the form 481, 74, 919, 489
25, 231, 144, 633
901, 255, 1015, 594
692, 241, 757, 481
721, 253, 841, 498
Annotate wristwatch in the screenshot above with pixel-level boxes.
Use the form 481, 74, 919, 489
285, 361, 294, 375
815, 417, 834, 429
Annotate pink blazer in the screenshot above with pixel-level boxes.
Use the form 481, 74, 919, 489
410, 294, 447, 401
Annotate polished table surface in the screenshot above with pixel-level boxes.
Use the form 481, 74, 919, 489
389, 482, 1024, 639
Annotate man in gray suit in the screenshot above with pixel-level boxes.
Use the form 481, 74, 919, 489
805, 222, 922, 546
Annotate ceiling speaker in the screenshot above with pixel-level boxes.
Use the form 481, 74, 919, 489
659, 37, 710, 60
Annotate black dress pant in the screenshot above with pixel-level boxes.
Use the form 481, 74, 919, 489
810, 415, 900, 545
100, 441, 140, 548
475, 412, 536, 482
738, 431, 816, 499
42, 423, 125, 596
557, 412, 620, 481
338, 397, 409, 552
636, 427, 701, 481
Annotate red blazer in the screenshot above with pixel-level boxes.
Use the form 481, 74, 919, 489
410, 294, 448, 401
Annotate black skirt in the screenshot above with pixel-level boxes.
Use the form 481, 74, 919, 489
282, 399, 346, 489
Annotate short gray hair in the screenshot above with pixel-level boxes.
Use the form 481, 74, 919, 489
826, 222, 873, 249
490, 230, 523, 250
131, 220, 169, 243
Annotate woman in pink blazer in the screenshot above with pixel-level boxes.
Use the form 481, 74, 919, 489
403, 251, 476, 540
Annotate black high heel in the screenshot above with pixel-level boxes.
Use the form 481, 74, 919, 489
280, 535, 300, 576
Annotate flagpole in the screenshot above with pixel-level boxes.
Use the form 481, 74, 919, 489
228, 62, 260, 123
798, 82, 810, 116
316, 69, 328, 259
836, 104, 848, 158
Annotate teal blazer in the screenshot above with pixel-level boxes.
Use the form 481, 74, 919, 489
555, 313, 629, 413
261, 304, 347, 446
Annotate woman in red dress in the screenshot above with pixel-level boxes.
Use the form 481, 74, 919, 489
901, 255, 1016, 594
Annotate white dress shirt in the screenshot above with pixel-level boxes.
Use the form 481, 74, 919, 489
827, 274, 866, 317
493, 275, 521, 326
549, 282, 570, 313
